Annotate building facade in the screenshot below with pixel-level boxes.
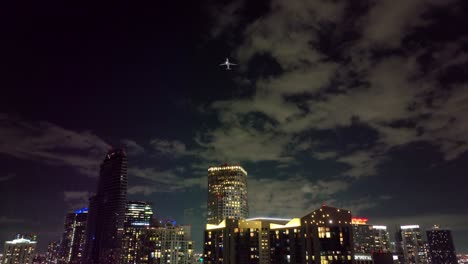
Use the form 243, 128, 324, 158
122, 201, 153, 264
203, 205, 354, 264
136, 223, 194, 264
426, 226, 457, 264
399, 225, 428, 264
58, 208, 88, 264
207, 165, 249, 225
352, 218, 390, 254
2, 238, 37, 264
46, 241, 60, 264
83, 149, 128, 264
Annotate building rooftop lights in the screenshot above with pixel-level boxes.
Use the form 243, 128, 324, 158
373, 225, 387, 230
351, 217, 369, 225
6, 238, 37, 244
401, 225, 420, 229
208, 166, 247, 175
246, 217, 292, 222
270, 218, 301, 230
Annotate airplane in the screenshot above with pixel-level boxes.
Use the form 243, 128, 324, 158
219, 58, 237, 70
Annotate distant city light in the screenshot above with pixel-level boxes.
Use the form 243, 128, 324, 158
352, 217, 369, 225
401, 225, 420, 229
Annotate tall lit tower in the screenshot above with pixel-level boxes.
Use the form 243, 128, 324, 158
206, 164, 248, 225
352, 217, 390, 254
83, 149, 128, 264
426, 225, 457, 264
2, 237, 36, 264
58, 208, 88, 264
399, 225, 429, 264
122, 201, 153, 264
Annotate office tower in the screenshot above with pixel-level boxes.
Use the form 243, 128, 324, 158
399, 225, 428, 264
137, 222, 194, 264
122, 201, 153, 264
372, 226, 390, 253
46, 241, 60, 264
160, 224, 194, 264
207, 164, 249, 225
2, 237, 37, 264
426, 225, 457, 264
352, 218, 390, 255
58, 208, 88, 264
138, 227, 163, 264
83, 149, 128, 264
204, 218, 271, 264
352, 217, 374, 254
203, 205, 354, 264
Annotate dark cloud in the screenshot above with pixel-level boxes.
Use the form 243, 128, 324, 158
150, 138, 188, 156
0, 113, 110, 176
64, 191, 91, 209
121, 139, 145, 156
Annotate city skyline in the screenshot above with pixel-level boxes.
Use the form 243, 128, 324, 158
1, 0, 468, 256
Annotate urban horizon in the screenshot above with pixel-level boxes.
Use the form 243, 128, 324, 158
2, 0, 468, 263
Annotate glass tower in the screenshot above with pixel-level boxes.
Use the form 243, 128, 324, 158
206, 164, 248, 225
399, 225, 429, 264
83, 149, 128, 264
122, 201, 153, 264
427, 226, 457, 264
58, 208, 88, 264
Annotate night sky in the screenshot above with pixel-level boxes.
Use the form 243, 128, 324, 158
1, 0, 468, 253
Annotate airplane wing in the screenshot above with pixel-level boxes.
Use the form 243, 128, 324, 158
219, 63, 226, 66
230, 63, 237, 65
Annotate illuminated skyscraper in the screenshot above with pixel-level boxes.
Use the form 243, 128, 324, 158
58, 208, 88, 264
122, 201, 153, 264
2, 237, 36, 264
352, 217, 390, 254
399, 225, 428, 264
46, 241, 60, 264
426, 226, 457, 264
207, 164, 248, 225
83, 149, 128, 264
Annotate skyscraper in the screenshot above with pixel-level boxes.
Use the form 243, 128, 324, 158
207, 164, 249, 225
352, 217, 390, 254
399, 225, 428, 264
46, 241, 60, 264
122, 201, 153, 264
426, 225, 457, 264
83, 149, 128, 264
2, 237, 37, 264
58, 208, 88, 264
137, 222, 194, 264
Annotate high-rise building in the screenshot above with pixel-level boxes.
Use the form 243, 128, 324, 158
122, 201, 153, 264
138, 227, 163, 264
399, 225, 428, 264
46, 241, 60, 264
136, 222, 194, 264
426, 225, 457, 264
58, 208, 88, 264
352, 218, 390, 254
83, 149, 128, 264
160, 224, 194, 264
207, 164, 249, 225
203, 205, 354, 264
2, 237, 37, 264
